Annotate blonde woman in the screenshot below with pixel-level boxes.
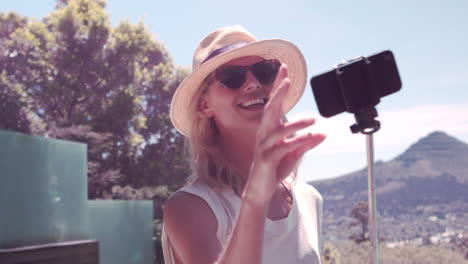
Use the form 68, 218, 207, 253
162, 25, 326, 264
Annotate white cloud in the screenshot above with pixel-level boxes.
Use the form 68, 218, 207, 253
287, 104, 468, 181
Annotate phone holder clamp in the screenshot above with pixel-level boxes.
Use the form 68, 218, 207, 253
350, 108, 381, 134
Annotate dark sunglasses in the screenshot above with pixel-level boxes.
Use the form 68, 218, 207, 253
214, 59, 281, 90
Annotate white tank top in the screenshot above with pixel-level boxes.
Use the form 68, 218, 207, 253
162, 179, 323, 264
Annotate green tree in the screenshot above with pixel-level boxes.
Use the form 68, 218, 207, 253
0, 0, 189, 199
322, 242, 341, 264
349, 201, 370, 244
0, 12, 35, 134
452, 232, 468, 260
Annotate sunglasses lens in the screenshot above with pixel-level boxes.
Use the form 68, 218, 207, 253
252, 59, 281, 85
214, 59, 281, 89
215, 66, 246, 89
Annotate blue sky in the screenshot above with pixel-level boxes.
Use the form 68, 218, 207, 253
3, 0, 468, 181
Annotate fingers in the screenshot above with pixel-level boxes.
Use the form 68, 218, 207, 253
256, 63, 324, 166
264, 132, 326, 164
249, 62, 327, 192
259, 117, 316, 149
260, 64, 290, 131
288, 133, 327, 158
269, 63, 289, 101
276, 133, 325, 181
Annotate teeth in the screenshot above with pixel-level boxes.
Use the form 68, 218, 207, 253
240, 98, 266, 108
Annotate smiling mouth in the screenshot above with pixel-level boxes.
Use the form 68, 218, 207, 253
238, 98, 268, 109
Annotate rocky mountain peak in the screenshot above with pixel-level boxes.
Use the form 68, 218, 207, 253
395, 131, 468, 165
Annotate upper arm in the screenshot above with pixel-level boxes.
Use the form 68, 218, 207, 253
163, 191, 222, 264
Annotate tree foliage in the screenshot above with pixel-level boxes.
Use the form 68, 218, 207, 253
0, 0, 190, 199
349, 201, 370, 244
322, 242, 341, 264
451, 232, 468, 260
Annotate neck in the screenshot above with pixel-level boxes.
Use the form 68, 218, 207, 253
218, 126, 257, 184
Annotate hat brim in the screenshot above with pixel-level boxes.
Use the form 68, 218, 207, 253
170, 39, 307, 137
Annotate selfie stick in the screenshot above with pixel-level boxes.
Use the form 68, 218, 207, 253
351, 108, 380, 264
312, 52, 401, 264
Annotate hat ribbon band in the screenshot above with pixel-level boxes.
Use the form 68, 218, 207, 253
200, 41, 250, 65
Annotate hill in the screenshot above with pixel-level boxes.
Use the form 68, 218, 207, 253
310, 131, 468, 242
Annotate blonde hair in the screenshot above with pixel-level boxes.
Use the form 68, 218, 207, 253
184, 74, 298, 195
184, 78, 243, 194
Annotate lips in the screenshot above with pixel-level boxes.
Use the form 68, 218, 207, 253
238, 97, 268, 109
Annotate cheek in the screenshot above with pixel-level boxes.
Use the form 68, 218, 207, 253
211, 98, 237, 118
207, 87, 237, 111
206, 89, 241, 125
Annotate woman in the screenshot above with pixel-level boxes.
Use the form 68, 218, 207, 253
162, 25, 326, 264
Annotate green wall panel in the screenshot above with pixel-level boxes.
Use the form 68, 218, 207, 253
0, 130, 89, 248
88, 200, 154, 264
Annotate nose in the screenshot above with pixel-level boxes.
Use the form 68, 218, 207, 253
242, 71, 262, 92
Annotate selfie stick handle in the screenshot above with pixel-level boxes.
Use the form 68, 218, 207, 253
366, 133, 379, 264
350, 108, 380, 264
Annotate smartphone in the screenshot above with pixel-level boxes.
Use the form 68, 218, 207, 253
310, 50, 402, 118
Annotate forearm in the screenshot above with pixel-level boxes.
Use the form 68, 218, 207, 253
216, 195, 268, 264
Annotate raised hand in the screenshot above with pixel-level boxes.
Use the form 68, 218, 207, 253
243, 64, 326, 205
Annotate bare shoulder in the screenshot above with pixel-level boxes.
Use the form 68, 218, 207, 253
164, 191, 218, 232
163, 191, 221, 263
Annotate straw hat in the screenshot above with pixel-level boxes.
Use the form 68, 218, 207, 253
170, 25, 307, 137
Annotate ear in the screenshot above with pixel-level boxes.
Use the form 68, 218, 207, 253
199, 96, 214, 118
